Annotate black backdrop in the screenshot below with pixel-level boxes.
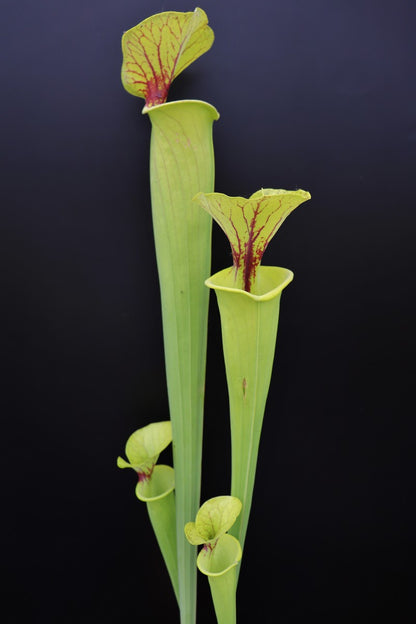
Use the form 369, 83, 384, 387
2, 0, 415, 622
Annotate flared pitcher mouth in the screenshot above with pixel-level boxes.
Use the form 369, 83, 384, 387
136, 465, 175, 502
205, 266, 294, 301
197, 534, 242, 577
142, 99, 220, 120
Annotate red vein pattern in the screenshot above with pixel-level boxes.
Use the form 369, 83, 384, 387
195, 189, 311, 292
121, 8, 214, 107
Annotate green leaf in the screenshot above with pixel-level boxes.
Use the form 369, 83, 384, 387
121, 8, 214, 107
185, 496, 242, 545
117, 421, 172, 475
194, 188, 310, 292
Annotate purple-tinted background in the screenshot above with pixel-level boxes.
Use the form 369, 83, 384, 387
1, 0, 415, 622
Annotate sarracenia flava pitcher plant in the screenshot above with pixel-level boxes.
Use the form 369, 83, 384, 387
118, 7, 312, 624
185, 497, 242, 624
117, 421, 178, 600
119, 8, 218, 624
195, 189, 311, 557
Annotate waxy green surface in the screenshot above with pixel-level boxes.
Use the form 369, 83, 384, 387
137, 465, 179, 601
206, 266, 293, 555
147, 98, 218, 624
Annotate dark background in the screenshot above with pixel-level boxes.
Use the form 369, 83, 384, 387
2, 0, 415, 622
